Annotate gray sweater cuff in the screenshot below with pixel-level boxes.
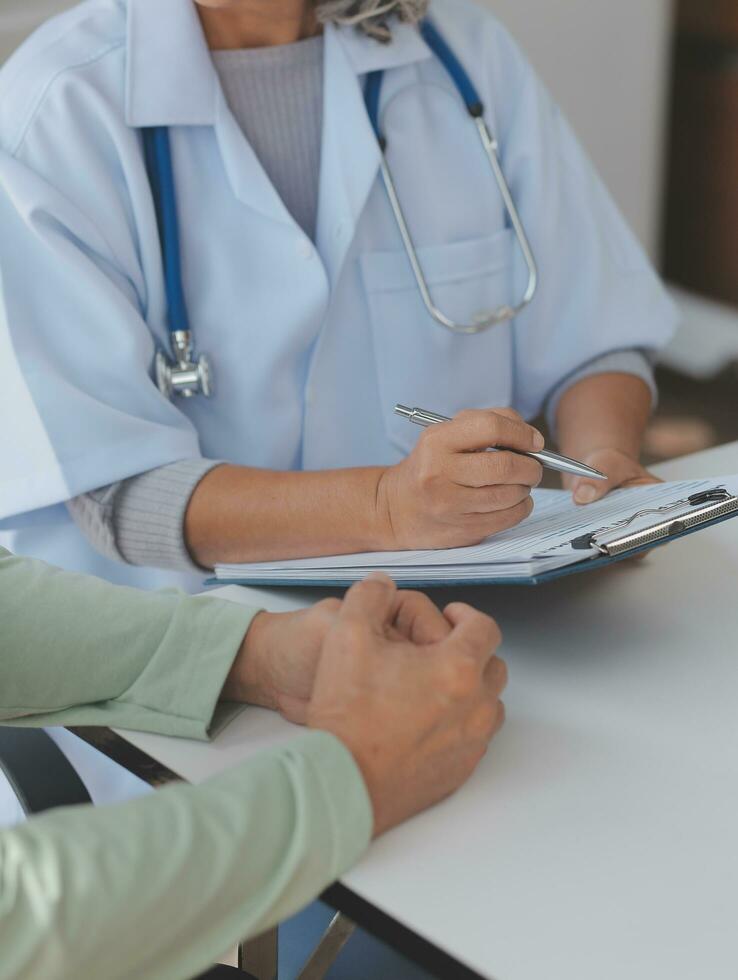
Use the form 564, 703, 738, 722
545, 350, 656, 436
67, 459, 224, 572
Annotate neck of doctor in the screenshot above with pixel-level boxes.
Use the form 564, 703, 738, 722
194, 0, 320, 50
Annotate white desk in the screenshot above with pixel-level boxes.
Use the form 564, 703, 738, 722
118, 442, 738, 980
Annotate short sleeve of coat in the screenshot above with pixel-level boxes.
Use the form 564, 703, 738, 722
433, 2, 679, 420
0, 44, 200, 523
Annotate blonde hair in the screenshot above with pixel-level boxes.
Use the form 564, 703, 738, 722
316, 0, 429, 43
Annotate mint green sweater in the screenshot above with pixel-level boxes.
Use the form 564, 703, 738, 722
0, 548, 372, 980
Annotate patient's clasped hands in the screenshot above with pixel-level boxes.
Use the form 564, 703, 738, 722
221, 576, 507, 837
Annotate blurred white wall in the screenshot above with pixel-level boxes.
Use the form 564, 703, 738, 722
482, 0, 675, 260
3, 0, 675, 258
0, 1, 74, 62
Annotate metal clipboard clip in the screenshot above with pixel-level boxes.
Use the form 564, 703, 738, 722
570, 487, 738, 557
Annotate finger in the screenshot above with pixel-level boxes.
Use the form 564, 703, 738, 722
310, 596, 343, 627
570, 470, 657, 504
441, 603, 502, 666
437, 409, 545, 454
341, 573, 398, 635
467, 694, 506, 742
460, 495, 534, 539
393, 590, 451, 644
454, 447, 543, 489
483, 654, 509, 697
466, 483, 533, 515
493, 699, 506, 736
448, 483, 532, 515
571, 476, 611, 505
491, 407, 524, 423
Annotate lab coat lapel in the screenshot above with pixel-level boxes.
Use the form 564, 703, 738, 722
316, 23, 432, 285
127, 0, 292, 225
316, 25, 381, 285
213, 87, 294, 226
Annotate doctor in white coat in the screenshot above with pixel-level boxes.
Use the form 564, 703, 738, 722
0, 5, 679, 973
0, 0, 677, 591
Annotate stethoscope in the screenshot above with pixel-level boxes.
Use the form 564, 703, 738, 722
142, 19, 538, 400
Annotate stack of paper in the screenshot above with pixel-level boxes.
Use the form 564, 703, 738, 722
213, 477, 737, 586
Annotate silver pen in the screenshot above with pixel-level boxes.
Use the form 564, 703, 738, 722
394, 405, 608, 481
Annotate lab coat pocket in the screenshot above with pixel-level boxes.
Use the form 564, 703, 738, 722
360, 230, 517, 456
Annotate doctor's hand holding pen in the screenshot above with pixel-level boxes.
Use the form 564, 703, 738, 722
376, 408, 545, 550
185, 408, 545, 567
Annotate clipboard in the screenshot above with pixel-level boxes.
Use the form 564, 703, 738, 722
208, 487, 738, 589
522, 487, 738, 587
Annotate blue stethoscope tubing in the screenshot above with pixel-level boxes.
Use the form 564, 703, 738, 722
142, 127, 212, 399
143, 19, 538, 400
142, 127, 191, 336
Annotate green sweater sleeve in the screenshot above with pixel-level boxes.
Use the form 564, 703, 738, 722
0, 548, 260, 738
0, 730, 373, 980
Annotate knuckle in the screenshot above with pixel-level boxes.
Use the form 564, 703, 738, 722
465, 742, 489, 774
418, 427, 444, 455
417, 427, 434, 450
315, 597, 342, 619
527, 460, 544, 486
490, 484, 525, 510
351, 578, 377, 600
497, 497, 532, 529
489, 655, 508, 692
467, 702, 497, 740
492, 452, 513, 481
496, 700, 507, 732
454, 409, 478, 426
336, 615, 369, 648
486, 617, 503, 651
471, 608, 501, 646
484, 485, 508, 510
442, 656, 479, 700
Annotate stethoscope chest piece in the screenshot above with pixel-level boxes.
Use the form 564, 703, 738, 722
155, 330, 213, 399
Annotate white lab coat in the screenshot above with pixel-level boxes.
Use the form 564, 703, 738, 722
0, 0, 677, 592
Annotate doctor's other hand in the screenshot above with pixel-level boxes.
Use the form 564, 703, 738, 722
307, 575, 507, 837
377, 408, 544, 550
221, 588, 452, 723
567, 447, 661, 505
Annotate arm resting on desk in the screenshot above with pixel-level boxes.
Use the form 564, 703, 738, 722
0, 547, 260, 739
0, 730, 372, 980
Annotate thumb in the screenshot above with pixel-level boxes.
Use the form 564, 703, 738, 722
571, 476, 610, 505
341, 573, 398, 634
